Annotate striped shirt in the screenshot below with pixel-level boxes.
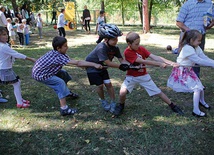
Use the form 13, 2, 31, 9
32, 50, 70, 81
176, 0, 214, 34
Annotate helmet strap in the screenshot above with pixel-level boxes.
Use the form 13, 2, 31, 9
106, 39, 114, 48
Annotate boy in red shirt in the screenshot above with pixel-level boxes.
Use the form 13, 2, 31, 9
114, 32, 184, 116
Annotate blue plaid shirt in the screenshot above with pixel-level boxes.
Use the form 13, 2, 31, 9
32, 50, 70, 81
176, 0, 214, 34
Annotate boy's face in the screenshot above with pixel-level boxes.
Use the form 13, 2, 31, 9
57, 42, 68, 54
128, 38, 140, 51
107, 37, 118, 46
0, 31, 8, 43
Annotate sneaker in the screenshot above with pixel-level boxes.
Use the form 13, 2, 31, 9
109, 102, 116, 113
101, 100, 111, 111
0, 97, 8, 103
171, 105, 184, 115
113, 104, 124, 116
60, 107, 77, 116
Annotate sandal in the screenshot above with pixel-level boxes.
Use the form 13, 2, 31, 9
22, 99, 30, 104
60, 107, 77, 116
17, 103, 30, 108
67, 91, 79, 99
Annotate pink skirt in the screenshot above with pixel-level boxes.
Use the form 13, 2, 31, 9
167, 67, 204, 93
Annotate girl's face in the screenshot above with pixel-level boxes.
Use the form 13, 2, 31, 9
0, 31, 8, 43
57, 42, 68, 54
190, 35, 202, 48
128, 38, 140, 51
107, 37, 118, 46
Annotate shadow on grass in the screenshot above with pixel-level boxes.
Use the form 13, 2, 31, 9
1, 26, 214, 155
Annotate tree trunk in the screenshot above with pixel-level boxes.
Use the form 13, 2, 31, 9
101, 1, 106, 23
149, 0, 153, 25
142, 0, 150, 33
138, 0, 143, 25
101, 1, 104, 10
11, 0, 18, 14
121, 0, 124, 26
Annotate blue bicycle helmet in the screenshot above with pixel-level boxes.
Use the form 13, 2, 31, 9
98, 24, 122, 39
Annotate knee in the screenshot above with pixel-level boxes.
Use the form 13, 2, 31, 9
120, 87, 127, 96
105, 83, 113, 89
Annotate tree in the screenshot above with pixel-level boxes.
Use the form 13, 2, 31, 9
142, 0, 149, 33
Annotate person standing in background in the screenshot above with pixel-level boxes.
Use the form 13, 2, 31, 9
21, 3, 30, 25
82, 5, 91, 34
95, 10, 105, 44
51, 1, 57, 25
36, 13, 43, 39
0, 5, 8, 43
176, 0, 214, 78
57, 9, 66, 37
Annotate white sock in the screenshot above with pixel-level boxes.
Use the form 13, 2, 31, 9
193, 90, 201, 114
12, 80, 23, 104
61, 105, 68, 110
199, 90, 209, 108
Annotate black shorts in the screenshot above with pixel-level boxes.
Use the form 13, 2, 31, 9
87, 70, 110, 86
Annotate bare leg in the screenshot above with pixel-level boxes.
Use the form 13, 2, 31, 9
105, 82, 115, 102
156, 92, 171, 105
119, 86, 128, 104
97, 84, 105, 100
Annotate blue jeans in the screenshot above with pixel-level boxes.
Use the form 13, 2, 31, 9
25, 33, 30, 45
40, 75, 70, 99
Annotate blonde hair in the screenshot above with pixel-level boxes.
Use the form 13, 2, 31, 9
6, 18, 11, 22
22, 19, 26, 23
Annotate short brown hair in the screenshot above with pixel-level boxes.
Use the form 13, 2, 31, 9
126, 32, 140, 44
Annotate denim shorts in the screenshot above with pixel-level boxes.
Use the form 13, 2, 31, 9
40, 75, 70, 99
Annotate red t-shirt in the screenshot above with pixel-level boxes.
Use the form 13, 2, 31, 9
124, 46, 151, 77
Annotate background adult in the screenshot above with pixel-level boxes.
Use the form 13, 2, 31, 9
0, 5, 9, 43
21, 3, 30, 25
176, 0, 214, 78
82, 5, 91, 34
51, 1, 57, 25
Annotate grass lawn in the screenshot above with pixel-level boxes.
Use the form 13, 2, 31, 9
0, 25, 214, 155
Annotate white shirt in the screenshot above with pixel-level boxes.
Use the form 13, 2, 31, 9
0, 42, 26, 69
16, 23, 24, 33
57, 13, 65, 28
7, 23, 15, 36
96, 16, 105, 32
0, 10, 7, 27
177, 44, 214, 67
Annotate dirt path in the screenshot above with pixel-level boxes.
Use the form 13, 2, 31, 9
28, 26, 214, 51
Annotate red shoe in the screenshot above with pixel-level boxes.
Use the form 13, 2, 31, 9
22, 99, 30, 104
17, 103, 30, 108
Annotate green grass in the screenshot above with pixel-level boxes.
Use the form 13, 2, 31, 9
0, 26, 214, 155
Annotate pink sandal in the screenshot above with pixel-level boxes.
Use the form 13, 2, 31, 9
22, 99, 30, 104
17, 103, 30, 108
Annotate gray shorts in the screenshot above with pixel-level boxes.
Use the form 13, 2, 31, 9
121, 74, 161, 96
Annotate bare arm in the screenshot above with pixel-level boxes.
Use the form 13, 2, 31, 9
25, 57, 37, 63
95, 23, 98, 34
149, 54, 179, 67
68, 59, 103, 69
176, 21, 190, 32
104, 59, 121, 68
135, 56, 167, 68
206, 20, 214, 30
